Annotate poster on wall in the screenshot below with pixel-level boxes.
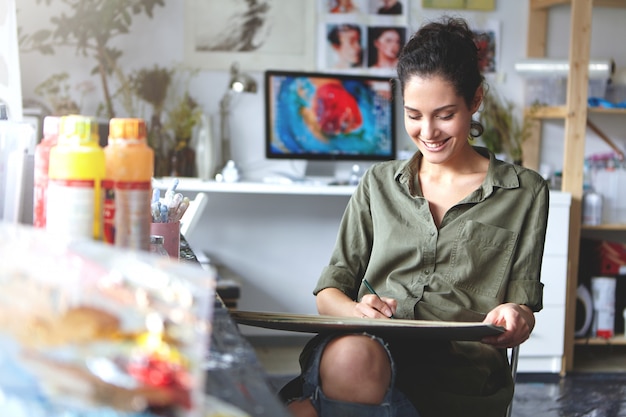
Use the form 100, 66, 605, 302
184, 0, 315, 71
318, 0, 408, 75
472, 20, 500, 75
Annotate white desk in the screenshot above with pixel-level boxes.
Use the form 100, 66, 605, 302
151, 178, 357, 196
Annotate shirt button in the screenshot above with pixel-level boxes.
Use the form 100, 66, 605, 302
424, 270, 430, 275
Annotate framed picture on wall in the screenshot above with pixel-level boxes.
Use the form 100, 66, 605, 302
184, 0, 315, 71
422, 0, 495, 10
317, 0, 408, 75
472, 20, 500, 75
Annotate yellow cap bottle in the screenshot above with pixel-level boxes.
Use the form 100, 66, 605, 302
47, 115, 105, 240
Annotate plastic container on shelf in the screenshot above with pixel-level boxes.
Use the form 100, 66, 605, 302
582, 186, 603, 226
591, 276, 617, 339
593, 166, 626, 224
32, 116, 60, 228
104, 118, 154, 250
46, 115, 105, 240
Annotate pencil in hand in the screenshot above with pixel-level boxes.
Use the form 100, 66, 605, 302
362, 278, 395, 319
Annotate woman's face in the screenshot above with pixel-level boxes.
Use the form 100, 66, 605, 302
403, 75, 481, 165
381, 0, 398, 7
375, 30, 401, 60
335, 29, 362, 67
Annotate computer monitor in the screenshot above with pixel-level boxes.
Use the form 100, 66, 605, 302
265, 70, 396, 177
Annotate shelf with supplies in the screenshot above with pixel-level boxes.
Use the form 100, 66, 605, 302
523, 0, 626, 375
151, 177, 357, 196
575, 334, 626, 346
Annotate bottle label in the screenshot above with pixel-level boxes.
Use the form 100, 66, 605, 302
102, 179, 115, 244
46, 179, 96, 239
33, 149, 52, 228
33, 172, 48, 229
114, 181, 152, 250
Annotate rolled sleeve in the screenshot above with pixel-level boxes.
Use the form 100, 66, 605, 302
506, 279, 544, 312
314, 265, 359, 299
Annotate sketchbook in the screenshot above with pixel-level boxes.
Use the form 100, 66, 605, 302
230, 311, 504, 341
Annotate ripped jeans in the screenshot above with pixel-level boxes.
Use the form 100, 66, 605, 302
297, 333, 420, 417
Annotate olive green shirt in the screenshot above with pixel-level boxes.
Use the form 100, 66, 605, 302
311, 147, 550, 416
314, 147, 549, 321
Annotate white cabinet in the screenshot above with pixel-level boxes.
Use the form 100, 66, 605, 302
519, 191, 571, 373
158, 178, 571, 372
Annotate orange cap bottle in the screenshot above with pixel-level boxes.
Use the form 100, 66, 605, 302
104, 118, 154, 249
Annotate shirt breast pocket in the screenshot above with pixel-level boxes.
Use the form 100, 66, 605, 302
446, 220, 518, 298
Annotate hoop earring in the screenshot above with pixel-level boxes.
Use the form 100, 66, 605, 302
470, 120, 483, 138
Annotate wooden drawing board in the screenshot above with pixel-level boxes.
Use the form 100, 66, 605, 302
231, 311, 504, 341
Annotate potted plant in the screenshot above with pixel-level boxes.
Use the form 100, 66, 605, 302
133, 65, 174, 177
479, 89, 537, 164
164, 92, 202, 177
19, 0, 165, 119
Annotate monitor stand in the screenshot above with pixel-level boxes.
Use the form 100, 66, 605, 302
304, 160, 337, 179
304, 160, 367, 185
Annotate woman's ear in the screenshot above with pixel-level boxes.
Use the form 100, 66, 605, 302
471, 85, 484, 113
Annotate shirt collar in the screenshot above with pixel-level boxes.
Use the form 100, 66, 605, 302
394, 146, 520, 199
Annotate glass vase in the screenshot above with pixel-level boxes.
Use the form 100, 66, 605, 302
147, 114, 172, 178
192, 114, 218, 180
169, 141, 196, 177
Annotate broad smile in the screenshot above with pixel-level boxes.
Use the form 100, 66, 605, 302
421, 138, 450, 150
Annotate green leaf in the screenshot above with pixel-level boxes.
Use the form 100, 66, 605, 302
39, 45, 55, 55
31, 29, 52, 43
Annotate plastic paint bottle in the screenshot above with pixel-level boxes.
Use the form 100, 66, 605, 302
46, 115, 105, 240
583, 186, 603, 226
33, 116, 60, 228
104, 118, 154, 250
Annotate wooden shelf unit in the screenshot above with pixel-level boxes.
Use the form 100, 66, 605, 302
582, 224, 626, 231
524, 0, 626, 375
528, 106, 626, 120
575, 335, 626, 345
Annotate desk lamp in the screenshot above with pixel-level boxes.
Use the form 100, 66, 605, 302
217, 62, 257, 180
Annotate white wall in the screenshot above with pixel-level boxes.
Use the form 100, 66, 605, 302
189, 190, 351, 334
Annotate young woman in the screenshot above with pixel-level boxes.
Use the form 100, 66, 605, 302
377, 0, 403, 15
368, 27, 403, 69
327, 24, 363, 69
330, 0, 358, 13
282, 16, 549, 417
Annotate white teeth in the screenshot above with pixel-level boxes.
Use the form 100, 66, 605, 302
423, 140, 445, 148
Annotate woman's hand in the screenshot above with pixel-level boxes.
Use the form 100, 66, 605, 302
357, 294, 396, 319
481, 303, 535, 348
316, 288, 396, 319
